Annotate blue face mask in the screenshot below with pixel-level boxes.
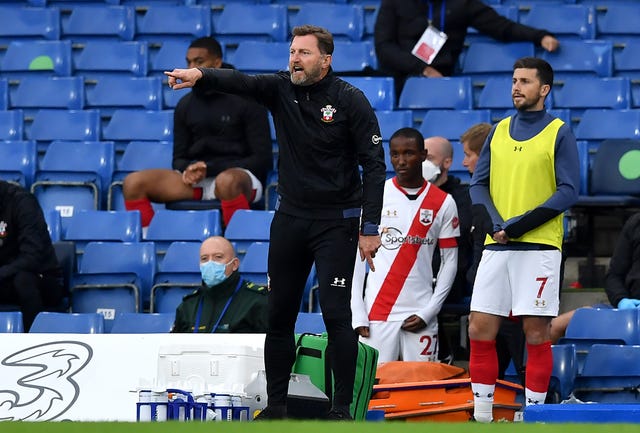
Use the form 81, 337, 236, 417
200, 259, 233, 287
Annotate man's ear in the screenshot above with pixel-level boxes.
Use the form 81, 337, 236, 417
322, 54, 332, 69
213, 57, 223, 69
540, 83, 551, 97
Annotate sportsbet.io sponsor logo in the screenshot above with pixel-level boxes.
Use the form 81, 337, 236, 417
381, 226, 434, 250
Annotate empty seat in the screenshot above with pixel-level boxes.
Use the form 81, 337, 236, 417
108, 140, 172, 210
0, 6, 60, 42
31, 140, 115, 213
375, 110, 413, 141
289, 3, 364, 42
135, 6, 210, 42
61, 5, 135, 41
552, 77, 630, 117
148, 39, 190, 75
27, 108, 100, 143
596, 4, 640, 38
399, 77, 473, 113
548, 344, 577, 403
229, 41, 289, 74
294, 312, 325, 334
71, 241, 156, 328
10, 76, 84, 111
29, 311, 105, 333
0, 110, 24, 141
519, 5, 595, 40
238, 241, 269, 286
145, 209, 222, 253
474, 75, 517, 122
224, 210, 274, 258
612, 39, 640, 78
540, 40, 613, 79
102, 109, 173, 142
466, 5, 519, 43
589, 139, 640, 198
63, 210, 141, 252
45, 209, 63, 242
0, 140, 36, 187
85, 76, 162, 112
419, 109, 491, 141
341, 76, 395, 111
72, 40, 148, 78
574, 109, 640, 141
162, 86, 190, 109
150, 241, 201, 313
331, 41, 377, 73
110, 312, 175, 333
461, 41, 535, 76
0, 311, 24, 333
212, 3, 288, 43
0, 40, 72, 78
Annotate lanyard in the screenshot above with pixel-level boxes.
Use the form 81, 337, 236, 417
193, 278, 243, 333
427, 0, 446, 32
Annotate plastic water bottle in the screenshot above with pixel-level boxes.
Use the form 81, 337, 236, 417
152, 391, 168, 421
137, 390, 152, 422
231, 395, 249, 421
214, 393, 232, 422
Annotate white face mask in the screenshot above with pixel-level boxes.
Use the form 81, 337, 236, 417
422, 159, 441, 183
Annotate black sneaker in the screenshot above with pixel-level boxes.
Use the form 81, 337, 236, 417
253, 405, 287, 421
326, 407, 353, 421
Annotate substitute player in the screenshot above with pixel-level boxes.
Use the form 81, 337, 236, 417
351, 127, 459, 363
468, 57, 580, 422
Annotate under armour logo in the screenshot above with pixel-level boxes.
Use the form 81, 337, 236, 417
534, 299, 547, 307
527, 398, 540, 405
330, 277, 346, 287
514, 146, 523, 152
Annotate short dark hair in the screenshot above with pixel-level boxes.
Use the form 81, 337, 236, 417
189, 37, 223, 59
291, 25, 334, 55
513, 57, 554, 89
390, 127, 424, 151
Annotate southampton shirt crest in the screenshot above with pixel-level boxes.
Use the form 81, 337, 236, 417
320, 105, 336, 123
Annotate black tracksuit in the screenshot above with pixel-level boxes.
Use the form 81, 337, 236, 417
0, 181, 63, 330
196, 68, 386, 409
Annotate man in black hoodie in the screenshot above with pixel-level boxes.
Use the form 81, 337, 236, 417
123, 37, 272, 231
0, 181, 63, 331
165, 25, 386, 420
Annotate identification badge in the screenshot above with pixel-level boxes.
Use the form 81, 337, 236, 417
411, 25, 448, 65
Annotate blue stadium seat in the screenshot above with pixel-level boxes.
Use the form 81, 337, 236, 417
331, 41, 377, 73
0, 311, 24, 333
519, 4, 595, 40
461, 41, 535, 76
238, 241, 269, 286
0, 78, 6, 110
466, 5, 519, 43
135, 6, 210, 42
0, 140, 36, 187
0, 40, 72, 78
0, 110, 23, 141
381, 141, 393, 178
163, 86, 190, 109
212, 4, 287, 43
61, 5, 135, 41
228, 41, 289, 74
399, 77, 473, 115
148, 39, 190, 75
574, 109, 640, 141
612, 39, 640, 79
375, 110, 413, 140
574, 344, 640, 403
102, 109, 173, 142
45, 209, 63, 242
63, 210, 141, 253
552, 77, 630, 120
589, 139, 640, 198
596, 4, 640, 39
9, 76, 84, 112
150, 241, 201, 313
85, 76, 162, 113
29, 311, 105, 333
341, 76, 394, 110
557, 308, 640, 374
71, 241, 156, 328
289, 3, 364, 42
548, 344, 577, 403
474, 75, 516, 121
294, 312, 326, 334
31, 140, 115, 213
540, 40, 613, 79
72, 40, 148, 78
110, 312, 175, 333
419, 110, 491, 141
108, 140, 172, 210
224, 210, 274, 258
0, 6, 60, 42
145, 209, 222, 253
27, 108, 100, 143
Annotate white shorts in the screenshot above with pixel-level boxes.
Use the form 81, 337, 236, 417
470, 249, 561, 317
195, 169, 263, 202
360, 319, 439, 363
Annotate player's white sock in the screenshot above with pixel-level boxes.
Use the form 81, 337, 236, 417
471, 383, 495, 423
525, 389, 547, 406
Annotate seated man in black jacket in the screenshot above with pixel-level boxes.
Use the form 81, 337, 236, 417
0, 181, 64, 331
123, 37, 272, 232
171, 236, 268, 333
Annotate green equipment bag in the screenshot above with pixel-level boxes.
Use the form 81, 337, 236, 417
292, 332, 378, 420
